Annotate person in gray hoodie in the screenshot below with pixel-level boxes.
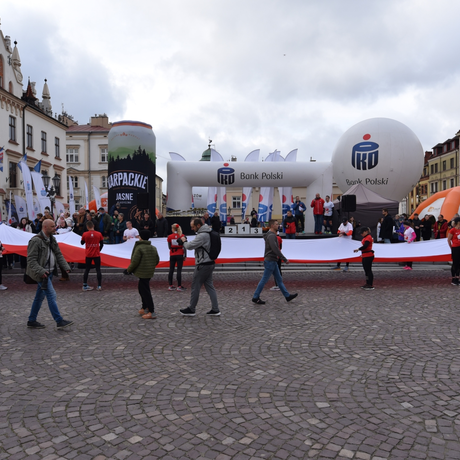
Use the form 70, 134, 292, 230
252, 219, 298, 305
178, 218, 220, 316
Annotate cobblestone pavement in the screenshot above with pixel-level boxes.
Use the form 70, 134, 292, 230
1, 266, 460, 459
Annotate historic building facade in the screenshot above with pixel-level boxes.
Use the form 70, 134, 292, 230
0, 23, 68, 221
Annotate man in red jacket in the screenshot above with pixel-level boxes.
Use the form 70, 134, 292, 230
311, 193, 325, 234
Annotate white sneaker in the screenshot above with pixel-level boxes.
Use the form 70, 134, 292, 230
168, 286, 176, 291
0, 285, 7, 290
270, 286, 280, 291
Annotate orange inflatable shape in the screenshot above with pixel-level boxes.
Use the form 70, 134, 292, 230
411, 186, 460, 221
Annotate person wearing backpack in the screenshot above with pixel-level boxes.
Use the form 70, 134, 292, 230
178, 218, 220, 317
252, 219, 298, 305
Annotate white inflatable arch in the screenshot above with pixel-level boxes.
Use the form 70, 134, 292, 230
166, 160, 333, 211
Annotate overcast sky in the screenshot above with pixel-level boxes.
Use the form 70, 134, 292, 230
2, 1, 460, 189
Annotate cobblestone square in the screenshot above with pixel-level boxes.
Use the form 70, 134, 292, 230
1, 266, 460, 459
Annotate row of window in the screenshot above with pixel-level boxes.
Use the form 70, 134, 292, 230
66, 147, 108, 163
67, 176, 108, 189
10, 115, 61, 158
429, 157, 456, 175
7, 162, 61, 195
430, 178, 456, 194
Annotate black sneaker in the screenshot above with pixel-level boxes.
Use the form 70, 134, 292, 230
286, 293, 298, 302
27, 321, 46, 329
206, 310, 221, 316
56, 320, 74, 329
180, 308, 196, 316
452, 279, 459, 286
360, 284, 370, 289
252, 298, 266, 305
362, 286, 375, 291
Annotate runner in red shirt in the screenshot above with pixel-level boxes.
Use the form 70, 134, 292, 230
167, 224, 186, 291
81, 221, 104, 291
447, 217, 460, 285
354, 227, 374, 290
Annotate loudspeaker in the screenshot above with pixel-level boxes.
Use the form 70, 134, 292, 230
342, 195, 356, 212
137, 193, 150, 209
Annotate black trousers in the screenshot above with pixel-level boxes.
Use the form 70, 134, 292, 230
362, 256, 374, 286
452, 246, 460, 278
168, 255, 184, 286
83, 257, 102, 286
138, 278, 154, 313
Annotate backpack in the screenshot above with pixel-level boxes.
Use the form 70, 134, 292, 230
203, 230, 221, 260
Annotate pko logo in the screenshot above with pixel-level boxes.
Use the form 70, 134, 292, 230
217, 164, 235, 185
352, 134, 379, 171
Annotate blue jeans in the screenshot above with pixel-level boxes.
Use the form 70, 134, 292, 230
314, 214, 323, 233
28, 274, 63, 323
285, 233, 295, 239
253, 260, 289, 298
383, 238, 392, 244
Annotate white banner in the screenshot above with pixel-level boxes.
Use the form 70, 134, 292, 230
68, 176, 75, 215
93, 186, 101, 210
258, 151, 280, 222
84, 180, 89, 209
14, 194, 28, 221
241, 149, 260, 219
217, 187, 227, 222
31, 171, 49, 213
279, 149, 297, 220
20, 161, 36, 221
55, 200, 66, 216
7, 191, 12, 224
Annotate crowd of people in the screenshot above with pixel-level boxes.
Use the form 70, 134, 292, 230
2, 201, 460, 327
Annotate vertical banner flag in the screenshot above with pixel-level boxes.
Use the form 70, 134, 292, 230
33, 160, 41, 172
279, 149, 297, 220
0, 146, 4, 172
68, 176, 76, 215
14, 195, 28, 221
206, 148, 224, 216
84, 180, 89, 209
241, 149, 260, 219
93, 186, 102, 210
54, 200, 65, 216
6, 192, 18, 225
258, 151, 280, 222
210, 149, 227, 222
20, 158, 36, 221
31, 170, 49, 213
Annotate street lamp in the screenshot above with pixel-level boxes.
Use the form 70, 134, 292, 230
42, 171, 61, 218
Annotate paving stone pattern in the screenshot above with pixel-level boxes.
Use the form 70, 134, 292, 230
1, 268, 460, 459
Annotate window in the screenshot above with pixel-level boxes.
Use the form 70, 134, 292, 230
442, 160, 446, 171
55, 137, 60, 158
442, 180, 447, 190
27, 125, 33, 149
452, 141, 456, 150
68, 176, 79, 189
66, 148, 79, 163
430, 182, 438, 194
9, 116, 16, 141
451, 158, 455, 169
101, 176, 107, 188
232, 196, 241, 208
435, 163, 438, 173
100, 147, 108, 162
41, 131, 47, 153
9, 162, 17, 187
451, 178, 455, 188
55, 174, 61, 196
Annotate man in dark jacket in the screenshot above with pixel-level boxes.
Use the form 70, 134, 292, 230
97, 207, 112, 239
380, 209, 394, 244
283, 210, 297, 239
411, 213, 422, 241
155, 213, 169, 237
26, 219, 73, 329
125, 230, 160, 319
211, 211, 221, 233
251, 219, 298, 305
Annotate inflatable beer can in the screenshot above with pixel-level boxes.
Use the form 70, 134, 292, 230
108, 120, 156, 228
